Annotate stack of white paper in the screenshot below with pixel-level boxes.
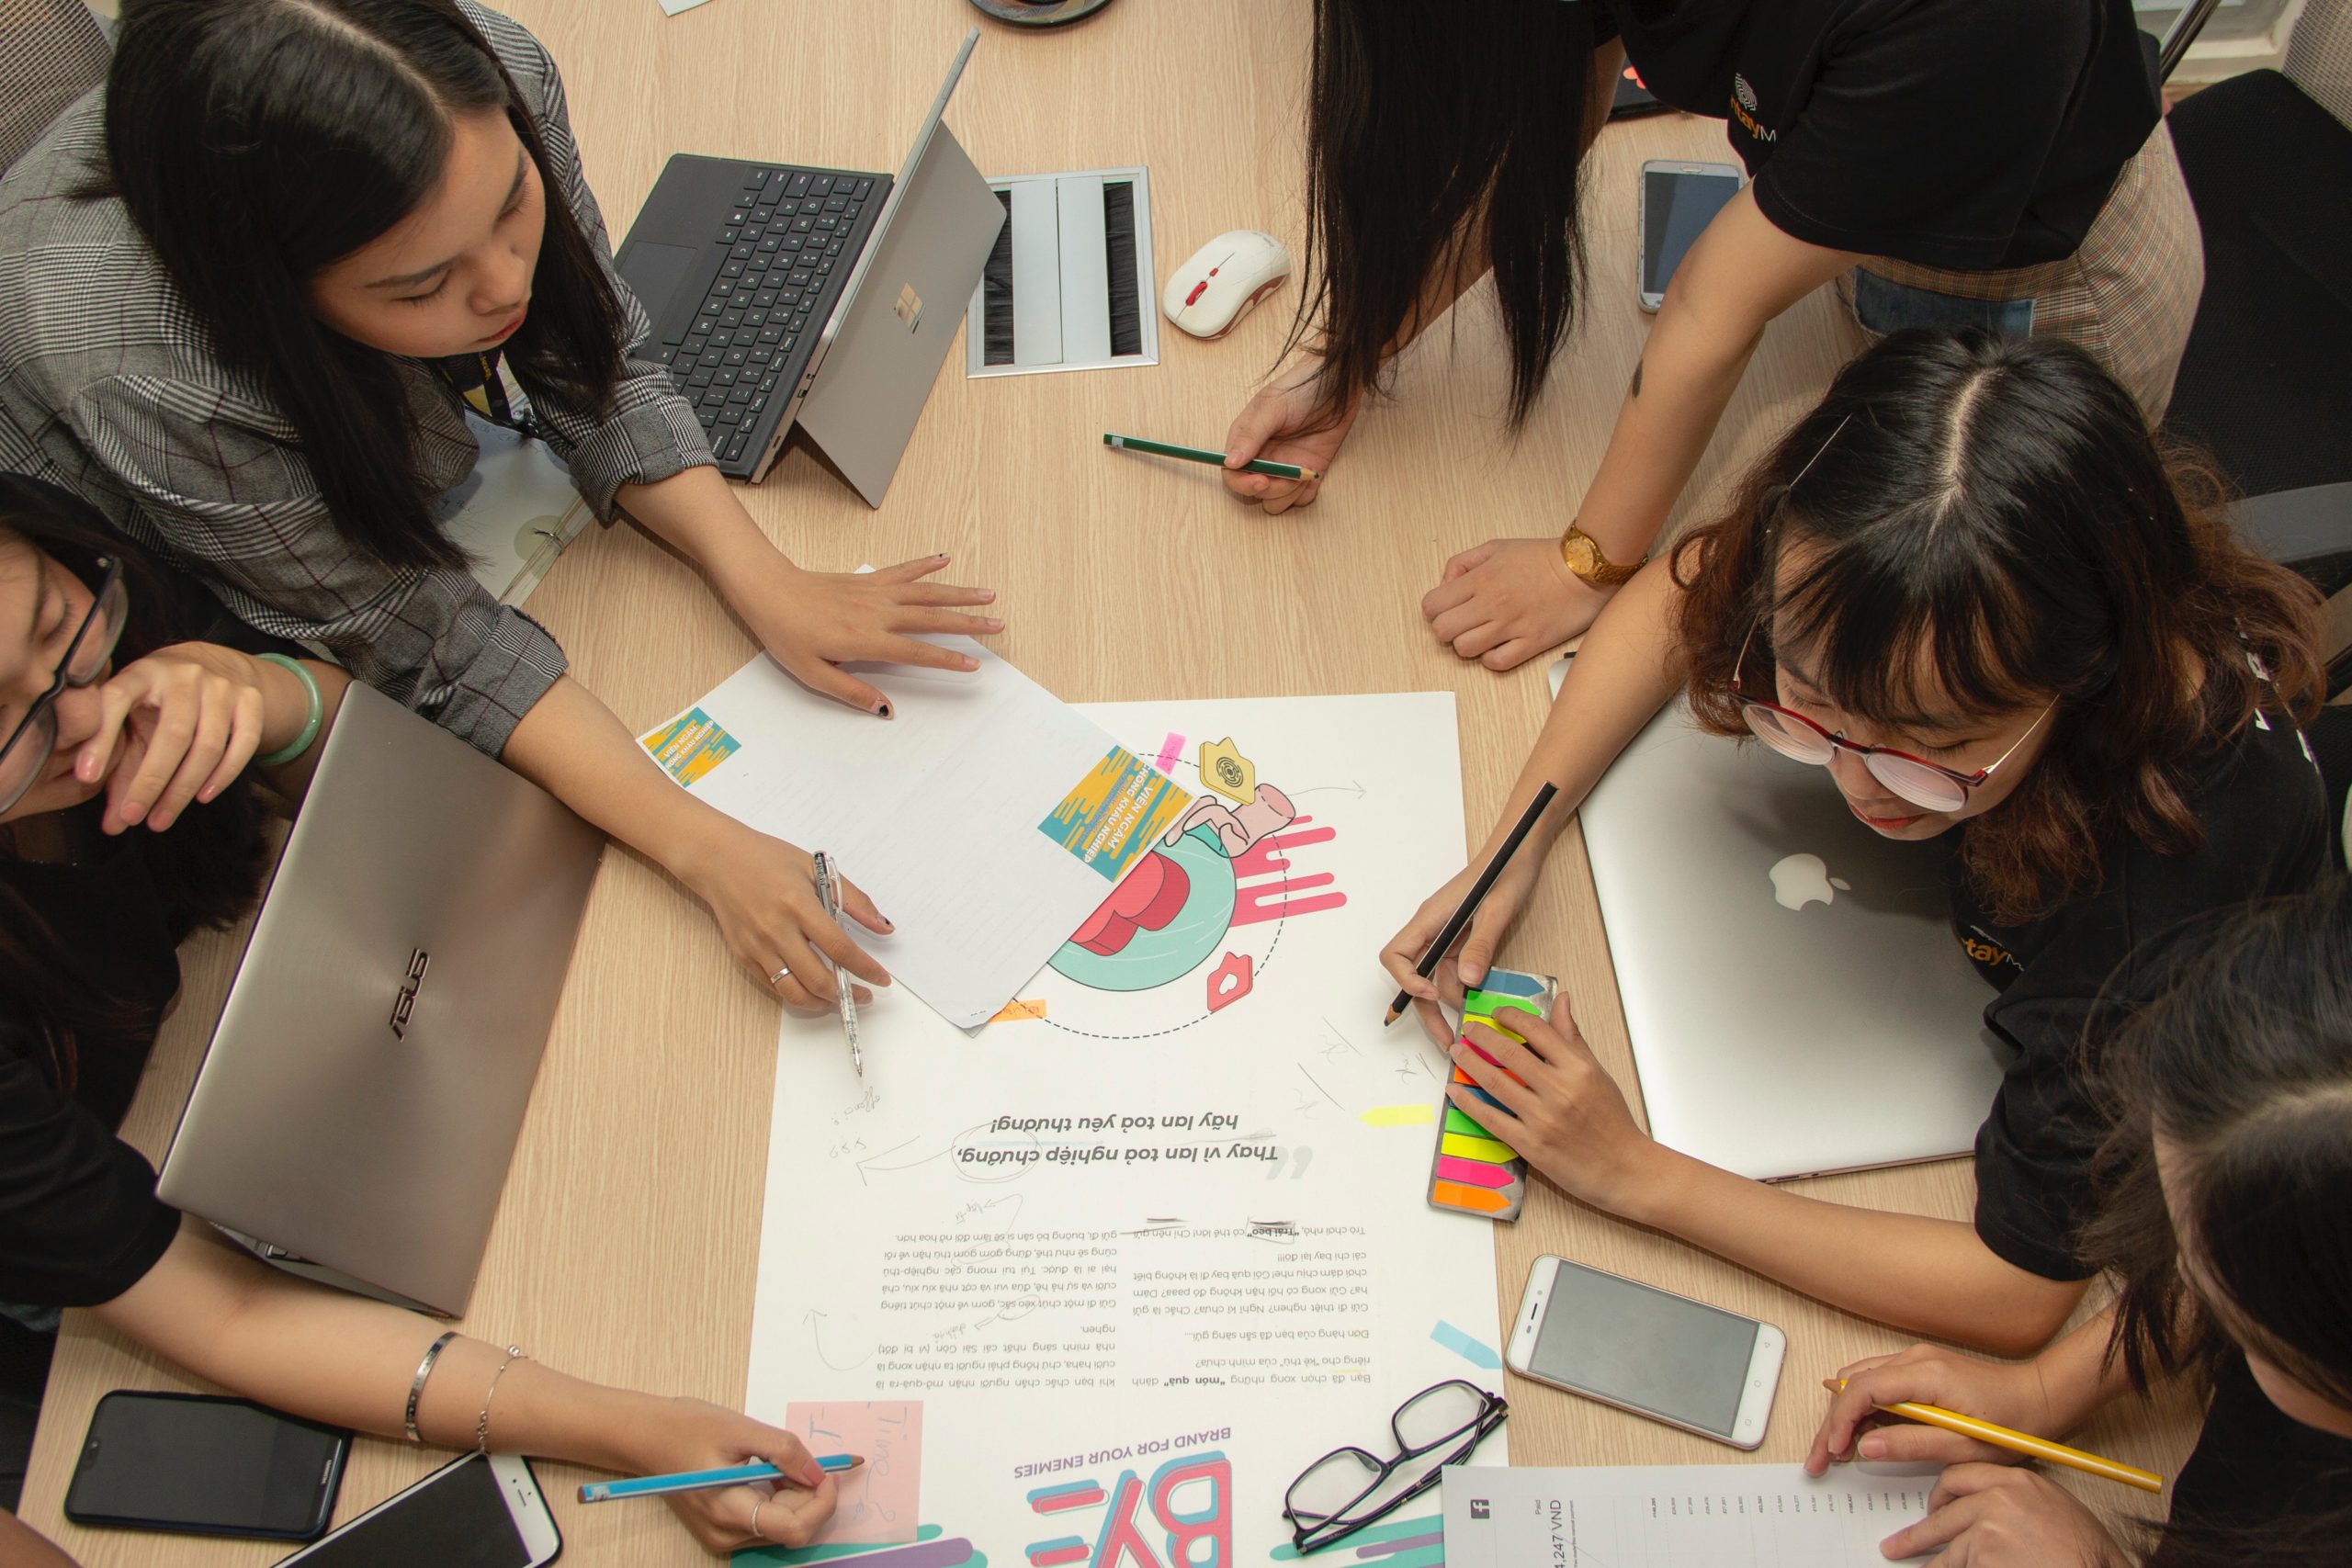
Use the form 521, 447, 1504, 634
639, 644, 1195, 1028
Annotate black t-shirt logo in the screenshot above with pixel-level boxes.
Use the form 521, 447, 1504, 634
1729, 73, 1778, 144
1961, 924, 2021, 976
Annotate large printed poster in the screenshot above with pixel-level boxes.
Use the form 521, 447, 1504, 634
743, 694, 1507, 1568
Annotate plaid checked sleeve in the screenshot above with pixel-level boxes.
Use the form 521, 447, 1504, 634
62, 367, 568, 757
468, 3, 715, 519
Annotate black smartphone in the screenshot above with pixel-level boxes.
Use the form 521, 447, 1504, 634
63, 1391, 349, 1541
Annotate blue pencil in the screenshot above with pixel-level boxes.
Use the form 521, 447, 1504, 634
578, 1455, 863, 1504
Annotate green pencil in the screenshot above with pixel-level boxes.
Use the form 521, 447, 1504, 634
1102, 432, 1319, 483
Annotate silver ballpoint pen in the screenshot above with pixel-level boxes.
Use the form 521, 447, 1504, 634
811, 852, 863, 1077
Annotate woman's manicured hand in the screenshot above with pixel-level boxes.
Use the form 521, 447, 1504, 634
1422, 536, 1617, 671
678, 820, 891, 1010
1443, 997, 1662, 1214
1221, 353, 1359, 515
733, 554, 1002, 715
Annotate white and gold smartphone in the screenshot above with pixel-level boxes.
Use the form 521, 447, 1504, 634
1505, 1255, 1784, 1449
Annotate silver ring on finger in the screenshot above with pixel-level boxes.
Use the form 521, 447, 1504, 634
767, 965, 790, 988
751, 1495, 768, 1541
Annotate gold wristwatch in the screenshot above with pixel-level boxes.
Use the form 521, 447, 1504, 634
1558, 523, 1642, 588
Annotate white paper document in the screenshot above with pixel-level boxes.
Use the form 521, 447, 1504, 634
744, 694, 1506, 1568
1442, 1463, 1943, 1567
639, 649, 1196, 1028
436, 418, 593, 606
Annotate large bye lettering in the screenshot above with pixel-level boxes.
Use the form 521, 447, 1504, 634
1089, 1452, 1231, 1568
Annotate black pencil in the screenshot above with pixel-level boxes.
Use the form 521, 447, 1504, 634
1385, 783, 1559, 1026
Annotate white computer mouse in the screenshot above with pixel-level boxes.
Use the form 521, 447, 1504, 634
1161, 230, 1292, 340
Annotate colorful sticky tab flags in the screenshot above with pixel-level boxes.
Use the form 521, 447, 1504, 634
1424, 970, 1555, 1224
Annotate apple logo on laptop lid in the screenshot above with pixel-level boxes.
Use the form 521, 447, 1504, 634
1769, 853, 1852, 911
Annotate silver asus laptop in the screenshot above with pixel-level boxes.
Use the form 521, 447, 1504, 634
1579, 701, 2010, 1181
615, 29, 1006, 504
156, 684, 602, 1316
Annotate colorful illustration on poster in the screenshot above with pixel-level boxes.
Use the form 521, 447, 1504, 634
1042, 739, 1347, 1038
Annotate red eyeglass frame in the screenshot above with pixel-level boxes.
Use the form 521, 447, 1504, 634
1727, 620, 2056, 800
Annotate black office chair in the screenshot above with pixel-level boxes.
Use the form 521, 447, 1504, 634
2154, 4, 2351, 861
2163, 8, 2352, 502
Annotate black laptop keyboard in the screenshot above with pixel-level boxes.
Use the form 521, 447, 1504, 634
656, 166, 880, 470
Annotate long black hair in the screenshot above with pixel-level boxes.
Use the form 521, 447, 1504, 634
1292, 0, 1600, 429
0, 476, 269, 1091
101, 0, 628, 573
1673, 331, 2323, 922
2081, 877, 2352, 1566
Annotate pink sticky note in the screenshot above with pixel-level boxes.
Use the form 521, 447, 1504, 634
781, 1400, 923, 1545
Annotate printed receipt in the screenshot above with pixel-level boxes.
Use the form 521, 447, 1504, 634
1442, 1464, 1943, 1566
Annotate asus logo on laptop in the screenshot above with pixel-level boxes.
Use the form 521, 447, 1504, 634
390, 948, 430, 1040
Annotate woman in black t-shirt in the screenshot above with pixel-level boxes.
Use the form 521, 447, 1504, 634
1806, 880, 2352, 1567
0, 478, 840, 1557
1382, 331, 2328, 1355
1224, 1, 2198, 669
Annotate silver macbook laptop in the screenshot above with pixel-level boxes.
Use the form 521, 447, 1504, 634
1579, 700, 2010, 1181
615, 29, 1006, 504
156, 683, 602, 1316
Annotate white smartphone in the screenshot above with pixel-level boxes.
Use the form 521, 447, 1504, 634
272, 1452, 560, 1567
1637, 160, 1744, 311
1504, 1255, 1784, 1449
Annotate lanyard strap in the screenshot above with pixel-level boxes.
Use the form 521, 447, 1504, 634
435, 349, 530, 434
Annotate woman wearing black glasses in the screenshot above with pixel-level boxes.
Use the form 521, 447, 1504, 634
0, 476, 836, 1554
1381, 330, 2329, 1357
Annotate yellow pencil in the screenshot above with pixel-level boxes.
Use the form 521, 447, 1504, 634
1822, 1378, 2163, 1494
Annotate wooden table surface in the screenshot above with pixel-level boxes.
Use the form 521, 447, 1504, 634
21, 2, 2202, 1562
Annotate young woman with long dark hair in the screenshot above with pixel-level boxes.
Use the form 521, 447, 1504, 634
0, 476, 837, 1557
0, 0, 988, 1006
1805, 879, 2352, 1566
1381, 331, 2328, 1354
1227, 1, 2197, 673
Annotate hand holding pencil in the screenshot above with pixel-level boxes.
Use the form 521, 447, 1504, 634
1216, 351, 1363, 515
591, 1400, 846, 1555
1378, 785, 1558, 1044
1807, 1350, 2161, 1494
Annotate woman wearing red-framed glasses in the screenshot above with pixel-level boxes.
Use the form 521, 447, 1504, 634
1382, 329, 2332, 1358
